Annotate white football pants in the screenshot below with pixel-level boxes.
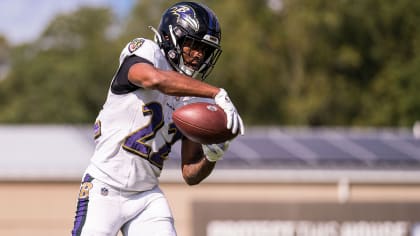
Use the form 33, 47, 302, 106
72, 175, 177, 236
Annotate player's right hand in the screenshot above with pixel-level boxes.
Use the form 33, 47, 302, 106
202, 141, 230, 162
214, 88, 245, 135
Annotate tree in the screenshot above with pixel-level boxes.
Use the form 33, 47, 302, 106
0, 7, 119, 123
0, 0, 419, 126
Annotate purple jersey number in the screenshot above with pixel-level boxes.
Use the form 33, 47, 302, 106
123, 102, 182, 169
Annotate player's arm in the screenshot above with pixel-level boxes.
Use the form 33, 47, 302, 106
128, 62, 244, 135
180, 138, 216, 185
128, 62, 219, 98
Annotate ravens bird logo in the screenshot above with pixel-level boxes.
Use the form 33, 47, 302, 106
170, 5, 199, 32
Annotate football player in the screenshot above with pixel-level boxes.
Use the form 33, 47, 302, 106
71, 1, 244, 236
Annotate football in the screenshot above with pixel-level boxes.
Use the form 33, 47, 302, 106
172, 102, 238, 144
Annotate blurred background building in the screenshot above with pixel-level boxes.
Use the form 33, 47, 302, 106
1, 125, 420, 236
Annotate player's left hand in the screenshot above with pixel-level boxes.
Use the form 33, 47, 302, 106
214, 88, 245, 135
202, 141, 230, 162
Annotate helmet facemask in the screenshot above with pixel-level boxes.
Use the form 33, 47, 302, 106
178, 35, 221, 79
159, 25, 221, 80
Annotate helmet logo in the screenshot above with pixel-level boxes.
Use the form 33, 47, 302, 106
170, 5, 199, 32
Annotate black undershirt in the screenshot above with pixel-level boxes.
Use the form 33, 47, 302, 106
111, 55, 154, 94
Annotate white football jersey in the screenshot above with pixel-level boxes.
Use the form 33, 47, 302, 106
85, 38, 203, 191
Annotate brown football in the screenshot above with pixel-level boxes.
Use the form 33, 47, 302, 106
172, 102, 238, 144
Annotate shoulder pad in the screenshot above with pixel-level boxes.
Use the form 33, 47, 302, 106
118, 38, 161, 66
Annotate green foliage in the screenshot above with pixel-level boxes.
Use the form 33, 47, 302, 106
0, 0, 419, 126
0, 7, 119, 123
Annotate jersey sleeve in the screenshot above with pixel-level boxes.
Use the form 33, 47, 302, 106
118, 38, 160, 66
111, 56, 153, 94
110, 38, 161, 95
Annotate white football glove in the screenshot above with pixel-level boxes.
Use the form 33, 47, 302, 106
214, 88, 245, 135
202, 141, 230, 162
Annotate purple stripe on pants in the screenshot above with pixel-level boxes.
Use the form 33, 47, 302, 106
71, 174, 94, 236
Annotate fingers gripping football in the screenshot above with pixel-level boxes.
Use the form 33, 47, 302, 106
214, 89, 245, 135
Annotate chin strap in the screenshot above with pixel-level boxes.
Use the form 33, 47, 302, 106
148, 26, 162, 45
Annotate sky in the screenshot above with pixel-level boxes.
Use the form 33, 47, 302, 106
0, 0, 135, 45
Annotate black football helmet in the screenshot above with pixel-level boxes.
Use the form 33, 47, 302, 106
150, 2, 222, 79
